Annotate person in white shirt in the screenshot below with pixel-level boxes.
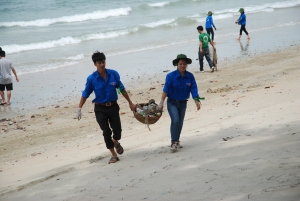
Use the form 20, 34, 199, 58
0, 50, 19, 105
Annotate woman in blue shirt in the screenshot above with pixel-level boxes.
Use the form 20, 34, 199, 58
235, 8, 250, 40
158, 54, 201, 152
205, 11, 217, 42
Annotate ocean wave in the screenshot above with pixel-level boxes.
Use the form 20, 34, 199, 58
0, 7, 132, 27
141, 18, 176, 28
213, 13, 234, 20
3, 29, 138, 54
17, 61, 79, 75
147, 2, 169, 7
269, 0, 300, 8
214, 0, 300, 15
65, 54, 85, 60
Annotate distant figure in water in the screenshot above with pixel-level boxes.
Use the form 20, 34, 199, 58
205, 11, 216, 43
235, 8, 250, 40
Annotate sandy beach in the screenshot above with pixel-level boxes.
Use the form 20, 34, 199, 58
0, 45, 299, 201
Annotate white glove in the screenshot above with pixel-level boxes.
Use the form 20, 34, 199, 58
157, 100, 164, 111
76, 108, 82, 120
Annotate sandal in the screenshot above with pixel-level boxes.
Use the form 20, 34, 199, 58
115, 143, 124, 155
108, 157, 119, 164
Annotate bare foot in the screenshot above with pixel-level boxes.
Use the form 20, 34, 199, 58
236, 38, 240, 40
247, 37, 250, 40
0, 102, 7, 105
7, 102, 11, 105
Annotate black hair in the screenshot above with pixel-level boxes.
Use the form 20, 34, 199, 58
0, 51, 5, 57
197, 26, 204, 31
92, 51, 106, 63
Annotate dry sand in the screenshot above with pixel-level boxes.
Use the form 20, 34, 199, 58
0, 46, 300, 201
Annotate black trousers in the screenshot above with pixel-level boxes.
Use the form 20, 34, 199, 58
206, 28, 214, 41
240, 25, 248, 35
94, 104, 122, 149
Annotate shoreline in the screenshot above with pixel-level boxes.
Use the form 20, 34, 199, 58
1, 45, 300, 200
1, 22, 300, 118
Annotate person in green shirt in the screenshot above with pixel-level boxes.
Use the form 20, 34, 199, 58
197, 26, 216, 72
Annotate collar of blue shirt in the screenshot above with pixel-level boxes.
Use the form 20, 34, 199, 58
175, 69, 188, 78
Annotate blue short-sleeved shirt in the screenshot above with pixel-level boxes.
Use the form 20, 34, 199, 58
82, 69, 125, 103
163, 69, 199, 101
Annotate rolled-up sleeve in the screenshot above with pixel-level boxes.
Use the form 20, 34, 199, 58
163, 74, 171, 93
115, 72, 125, 91
82, 77, 93, 98
190, 74, 199, 99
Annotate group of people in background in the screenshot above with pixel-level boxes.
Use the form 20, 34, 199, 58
199, 8, 250, 72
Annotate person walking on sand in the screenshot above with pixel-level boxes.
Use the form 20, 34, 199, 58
205, 11, 217, 42
235, 8, 250, 40
197, 26, 216, 73
76, 51, 136, 164
157, 54, 202, 152
0, 50, 19, 105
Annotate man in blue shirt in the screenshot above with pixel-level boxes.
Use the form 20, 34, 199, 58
205, 11, 217, 42
76, 51, 136, 164
235, 8, 250, 40
158, 54, 201, 152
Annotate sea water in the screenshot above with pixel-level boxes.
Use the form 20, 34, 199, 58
1, 0, 300, 75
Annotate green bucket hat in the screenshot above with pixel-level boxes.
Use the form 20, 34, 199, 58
172, 54, 192, 66
207, 11, 213, 15
239, 8, 244, 12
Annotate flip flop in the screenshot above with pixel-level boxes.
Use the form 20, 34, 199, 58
115, 143, 124, 155
108, 157, 119, 164
0, 102, 7, 105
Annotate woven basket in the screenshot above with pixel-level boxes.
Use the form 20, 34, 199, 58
133, 103, 162, 126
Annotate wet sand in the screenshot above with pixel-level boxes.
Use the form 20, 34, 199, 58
0, 45, 300, 201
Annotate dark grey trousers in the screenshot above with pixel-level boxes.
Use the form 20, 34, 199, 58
198, 48, 213, 71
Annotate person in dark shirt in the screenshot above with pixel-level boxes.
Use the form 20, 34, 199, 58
158, 54, 201, 152
235, 8, 250, 40
76, 51, 136, 164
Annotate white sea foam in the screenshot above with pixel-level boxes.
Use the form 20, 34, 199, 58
147, 2, 169, 7
269, 0, 300, 8
17, 61, 79, 75
3, 29, 139, 54
3, 37, 81, 54
141, 18, 176, 28
213, 13, 234, 20
187, 14, 201, 18
66, 54, 85, 60
214, 0, 300, 15
0, 7, 132, 27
